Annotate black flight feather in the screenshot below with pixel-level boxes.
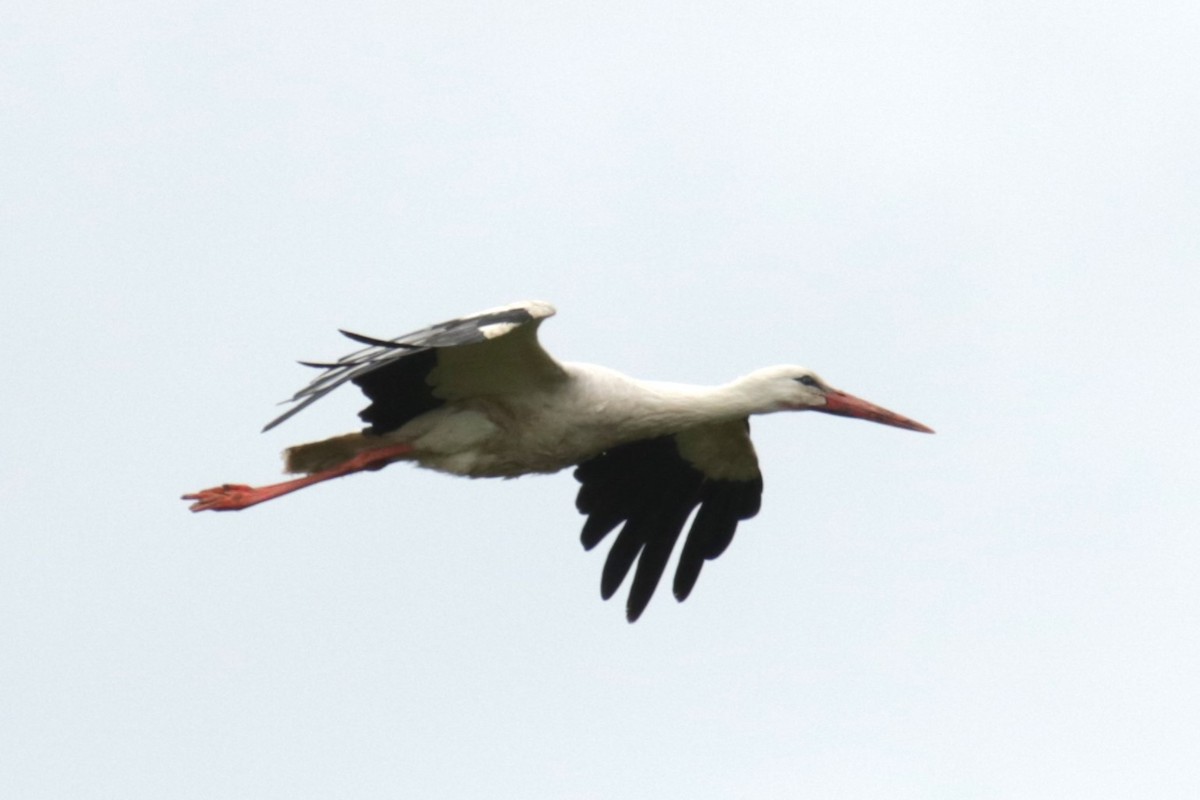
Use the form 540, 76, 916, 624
262, 304, 542, 433
338, 329, 425, 349
573, 433, 763, 622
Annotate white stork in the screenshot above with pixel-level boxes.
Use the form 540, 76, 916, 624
184, 301, 932, 621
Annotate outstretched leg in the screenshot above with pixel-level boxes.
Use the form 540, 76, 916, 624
183, 443, 415, 512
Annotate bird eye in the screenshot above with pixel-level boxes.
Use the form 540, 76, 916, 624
796, 375, 818, 387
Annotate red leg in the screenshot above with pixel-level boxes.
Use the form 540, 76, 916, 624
183, 443, 415, 512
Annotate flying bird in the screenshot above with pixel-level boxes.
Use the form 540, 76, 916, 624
183, 301, 933, 621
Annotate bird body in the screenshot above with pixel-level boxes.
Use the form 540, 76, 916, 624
185, 300, 932, 621
290, 364, 786, 480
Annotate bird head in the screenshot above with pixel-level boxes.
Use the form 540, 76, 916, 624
744, 366, 934, 433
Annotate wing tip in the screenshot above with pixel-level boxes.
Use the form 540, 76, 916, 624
338, 329, 424, 349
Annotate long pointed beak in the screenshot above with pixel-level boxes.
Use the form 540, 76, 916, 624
817, 389, 934, 433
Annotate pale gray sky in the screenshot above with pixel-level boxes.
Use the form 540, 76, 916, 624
3, 2, 1199, 798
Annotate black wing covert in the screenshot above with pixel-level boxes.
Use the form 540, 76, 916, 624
262, 301, 555, 434
573, 432, 763, 622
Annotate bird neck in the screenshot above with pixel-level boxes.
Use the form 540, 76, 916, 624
567, 363, 781, 441
633, 377, 776, 427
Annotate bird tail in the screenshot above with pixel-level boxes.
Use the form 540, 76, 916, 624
283, 433, 380, 474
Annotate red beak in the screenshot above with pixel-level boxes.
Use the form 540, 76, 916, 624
816, 390, 934, 433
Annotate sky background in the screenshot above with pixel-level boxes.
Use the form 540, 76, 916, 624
3, 2, 1199, 797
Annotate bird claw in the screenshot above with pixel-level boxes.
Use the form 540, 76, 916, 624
182, 484, 257, 512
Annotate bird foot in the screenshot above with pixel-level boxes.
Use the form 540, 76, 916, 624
182, 444, 414, 513
182, 484, 262, 512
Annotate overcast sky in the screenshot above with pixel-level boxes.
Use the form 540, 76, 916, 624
3, 2, 1199, 797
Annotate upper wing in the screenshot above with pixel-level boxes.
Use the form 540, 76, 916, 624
263, 300, 563, 434
573, 421, 764, 622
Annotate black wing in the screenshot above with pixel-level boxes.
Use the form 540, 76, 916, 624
263, 301, 560, 434
573, 426, 763, 622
